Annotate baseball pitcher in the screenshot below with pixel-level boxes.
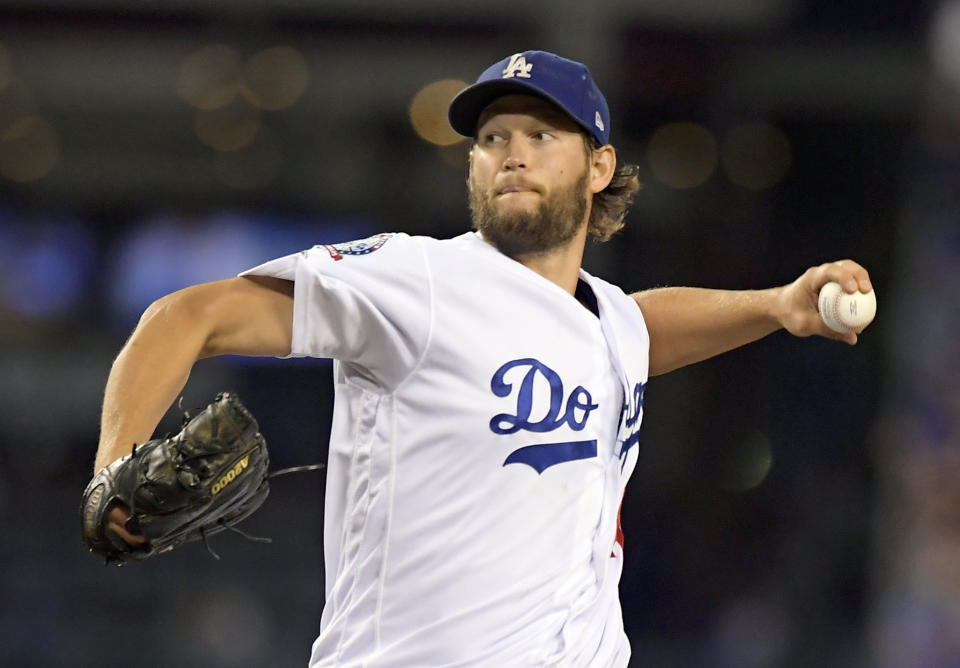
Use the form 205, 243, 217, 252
84, 51, 874, 667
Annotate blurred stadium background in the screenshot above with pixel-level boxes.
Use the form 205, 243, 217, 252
0, 0, 957, 666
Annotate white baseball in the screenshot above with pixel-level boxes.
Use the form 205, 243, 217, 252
817, 281, 876, 333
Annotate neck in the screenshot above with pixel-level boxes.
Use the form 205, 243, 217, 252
512, 225, 587, 296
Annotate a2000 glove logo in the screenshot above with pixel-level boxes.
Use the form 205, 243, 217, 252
211, 455, 250, 495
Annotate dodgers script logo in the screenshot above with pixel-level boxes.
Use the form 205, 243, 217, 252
502, 53, 533, 79
618, 381, 645, 471
489, 358, 598, 473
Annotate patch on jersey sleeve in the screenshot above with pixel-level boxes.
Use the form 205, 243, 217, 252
320, 233, 395, 261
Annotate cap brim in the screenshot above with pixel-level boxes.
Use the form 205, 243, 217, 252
448, 79, 587, 139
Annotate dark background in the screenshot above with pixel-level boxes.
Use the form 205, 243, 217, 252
1, 1, 957, 666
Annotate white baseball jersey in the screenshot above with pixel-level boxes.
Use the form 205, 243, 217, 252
241, 231, 649, 667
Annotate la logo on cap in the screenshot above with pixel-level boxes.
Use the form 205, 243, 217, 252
502, 53, 533, 79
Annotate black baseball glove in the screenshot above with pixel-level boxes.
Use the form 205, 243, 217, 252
81, 392, 271, 565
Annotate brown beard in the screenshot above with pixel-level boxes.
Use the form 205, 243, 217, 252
468, 169, 589, 259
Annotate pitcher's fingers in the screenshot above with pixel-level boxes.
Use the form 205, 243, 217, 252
107, 506, 148, 545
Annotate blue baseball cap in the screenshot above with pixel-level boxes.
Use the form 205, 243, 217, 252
448, 50, 611, 146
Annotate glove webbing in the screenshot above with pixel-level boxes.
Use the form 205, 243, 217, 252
196, 462, 327, 560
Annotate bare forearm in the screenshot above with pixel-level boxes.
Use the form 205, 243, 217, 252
94, 276, 295, 472
633, 286, 784, 376
95, 295, 208, 471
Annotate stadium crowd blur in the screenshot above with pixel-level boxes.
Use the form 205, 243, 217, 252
0, 1, 955, 666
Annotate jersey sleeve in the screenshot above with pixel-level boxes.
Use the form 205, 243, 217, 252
239, 232, 431, 390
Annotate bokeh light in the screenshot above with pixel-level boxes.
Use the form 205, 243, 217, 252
194, 97, 261, 151
721, 123, 792, 190
647, 121, 718, 189
0, 115, 60, 182
105, 213, 379, 328
0, 79, 35, 134
719, 430, 774, 492
243, 46, 309, 111
106, 215, 265, 326
190, 588, 273, 664
0, 215, 94, 319
178, 44, 244, 111
931, 0, 960, 88
410, 79, 469, 146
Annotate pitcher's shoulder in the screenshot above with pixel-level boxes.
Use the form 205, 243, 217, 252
414, 231, 507, 264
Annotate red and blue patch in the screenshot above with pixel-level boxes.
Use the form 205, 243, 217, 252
322, 233, 394, 261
